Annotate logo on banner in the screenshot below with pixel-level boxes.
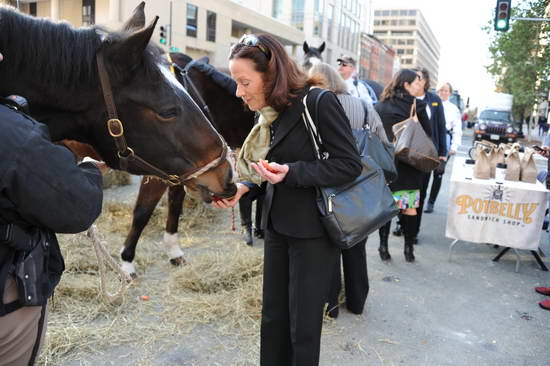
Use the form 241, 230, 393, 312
454, 184, 539, 225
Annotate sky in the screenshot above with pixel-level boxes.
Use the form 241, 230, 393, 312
371, 0, 498, 108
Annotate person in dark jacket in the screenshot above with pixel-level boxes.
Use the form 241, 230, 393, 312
212, 34, 362, 366
414, 68, 447, 231
0, 50, 104, 366
375, 69, 432, 262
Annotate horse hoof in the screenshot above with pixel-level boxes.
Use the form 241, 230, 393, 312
170, 256, 187, 266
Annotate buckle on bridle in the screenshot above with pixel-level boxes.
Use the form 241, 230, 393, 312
107, 118, 124, 137
117, 147, 134, 159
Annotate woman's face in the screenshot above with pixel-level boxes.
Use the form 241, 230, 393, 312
229, 58, 267, 111
404, 75, 424, 97
438, 84, 451, 101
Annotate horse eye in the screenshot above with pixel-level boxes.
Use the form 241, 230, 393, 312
156, 108, 179, 122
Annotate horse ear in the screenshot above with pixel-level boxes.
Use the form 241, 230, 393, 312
108, 16, 158, 71
303, 41, 309, 54
318, 42, 325, 54
121, 1, 146, 32
197, 56, 210, 64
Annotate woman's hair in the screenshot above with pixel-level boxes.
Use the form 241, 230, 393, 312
437, 82, 453, 94
229, 33, 322, 112
380, 68, 420, 101
308, 62, 348, 95
415, 67, 431, 92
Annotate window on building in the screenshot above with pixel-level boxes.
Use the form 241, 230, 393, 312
408, 10, 417, 16
409, 20, 416, 26
400, 9, 408, 16
390, 20, 397, 26
398, 39, 406, 45
207, 11, 216, 42
313, 0, 324, 37
397, 49, 404, 54
374, 10, 381, 16
399, 19, 407, 25
292, 0, 305, 31
373, 31, 387, 35
29, 2, 37, 16
381, 20, 388, 25
382, 10, 390, 16
391, 10, 398, 16
407, 39, 415, 45
392, 30, 413, 35
373, 20, 380, 26
272, 0, 283, 19
327, 4, 334, 41
186, 4, 198, 37
82, 0, 95, 26
406, 49, 414, 54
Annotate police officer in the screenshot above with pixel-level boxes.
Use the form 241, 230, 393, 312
0, 51, 105, 365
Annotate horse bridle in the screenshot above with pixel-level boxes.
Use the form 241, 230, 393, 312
96, 52, 228, 187
168, 56, 219, 131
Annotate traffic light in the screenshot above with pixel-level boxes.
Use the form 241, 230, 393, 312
159, 25, 167, 45
494, 0, 512, 32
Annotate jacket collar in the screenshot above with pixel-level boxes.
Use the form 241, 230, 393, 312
268, 88, 309, 152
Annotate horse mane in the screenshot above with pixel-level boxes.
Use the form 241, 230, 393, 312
0, 6, 162, 89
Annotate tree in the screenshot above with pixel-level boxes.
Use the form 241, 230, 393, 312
485, 0, 550, 124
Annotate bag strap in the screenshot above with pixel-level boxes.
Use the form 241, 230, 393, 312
302, 88, 329, 160
360, 99, 370, 130
409, 98, 417, 119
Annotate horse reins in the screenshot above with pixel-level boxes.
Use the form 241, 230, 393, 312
96, 52, 228, 186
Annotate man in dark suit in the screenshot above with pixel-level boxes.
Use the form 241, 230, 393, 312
414, 68, 447, 241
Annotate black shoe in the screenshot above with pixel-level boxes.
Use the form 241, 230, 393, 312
243, 225, 253, 246
253, 227, 264, 239
392, 223, 402, 237
424, 202, 434, 213
413, 236, 419, 245
404, 238, 415, 262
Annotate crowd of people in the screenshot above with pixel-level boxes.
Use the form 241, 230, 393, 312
1, 28, 548, 365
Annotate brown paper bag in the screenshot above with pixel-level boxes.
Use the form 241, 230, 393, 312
489, 145, 505, 178
505, 150, 521, 181
521, 149, 538, 183
474, 146, 492, 179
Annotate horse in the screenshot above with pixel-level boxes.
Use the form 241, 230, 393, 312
302, 41, 325, 71
0, 3, 236, 203
119, 53, 255, 277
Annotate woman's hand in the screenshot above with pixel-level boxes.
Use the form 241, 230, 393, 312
251, 159, 289, 184
448, 149, 456, 156
211, 182, 250, 209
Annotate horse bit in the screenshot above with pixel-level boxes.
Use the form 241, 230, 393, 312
96, 52, 228, 187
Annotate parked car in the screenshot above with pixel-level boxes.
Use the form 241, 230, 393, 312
474, 109, 518, 144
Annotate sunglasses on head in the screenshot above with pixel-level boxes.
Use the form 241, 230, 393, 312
235, 34, 271, 59
337, 60, 350, 67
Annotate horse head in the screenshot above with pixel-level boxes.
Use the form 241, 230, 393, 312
302, 41, 325, 71
0, 3, 237, 201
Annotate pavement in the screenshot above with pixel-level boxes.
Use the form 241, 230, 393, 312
315, 128, 550, 366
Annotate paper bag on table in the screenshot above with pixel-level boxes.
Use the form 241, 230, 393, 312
521, 149, 538, 184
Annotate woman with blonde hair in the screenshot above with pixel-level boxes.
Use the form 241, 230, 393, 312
309, 62, 388, 318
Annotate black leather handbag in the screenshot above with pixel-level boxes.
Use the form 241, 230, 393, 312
355, 100, 398, 183
303, 91, 399, 249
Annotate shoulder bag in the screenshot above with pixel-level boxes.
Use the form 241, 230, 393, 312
392, 99, 440, 173
302, 90, 399, 249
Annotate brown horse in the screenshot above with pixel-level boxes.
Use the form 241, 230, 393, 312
0, 3, 236, 203
118, 54, 255, 277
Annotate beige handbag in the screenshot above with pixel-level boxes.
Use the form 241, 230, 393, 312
489, 145, 505, 178
505, 150, 521, 181
474, 145, 492, 179
521, 149, 538, 183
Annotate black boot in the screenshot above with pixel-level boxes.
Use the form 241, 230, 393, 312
243, 224, 253, 246
253, 227, 264, 239
378, 222, 391, 261
401, 214, 418, 262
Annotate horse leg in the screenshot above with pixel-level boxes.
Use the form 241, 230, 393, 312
121, 178, 168, 278
165, 184, 187, 266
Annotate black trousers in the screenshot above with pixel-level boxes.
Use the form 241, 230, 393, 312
239, 192, 264, 228
261, 227, 339, 366
427, 170, 444, 205
416, 173, 431, 235
327, 238, 369, 316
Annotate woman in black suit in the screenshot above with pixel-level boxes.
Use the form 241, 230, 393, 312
375, 69, 431, 262
212, 34, 362, 366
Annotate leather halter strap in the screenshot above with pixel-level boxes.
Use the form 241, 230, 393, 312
96, 52, 227, 186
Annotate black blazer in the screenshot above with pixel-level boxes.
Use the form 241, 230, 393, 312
424, 92, 448, 157
375, 93, 432, 192
246, 88, 362, 239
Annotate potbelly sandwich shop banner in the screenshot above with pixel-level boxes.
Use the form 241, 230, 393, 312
446, 180, 548, 250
